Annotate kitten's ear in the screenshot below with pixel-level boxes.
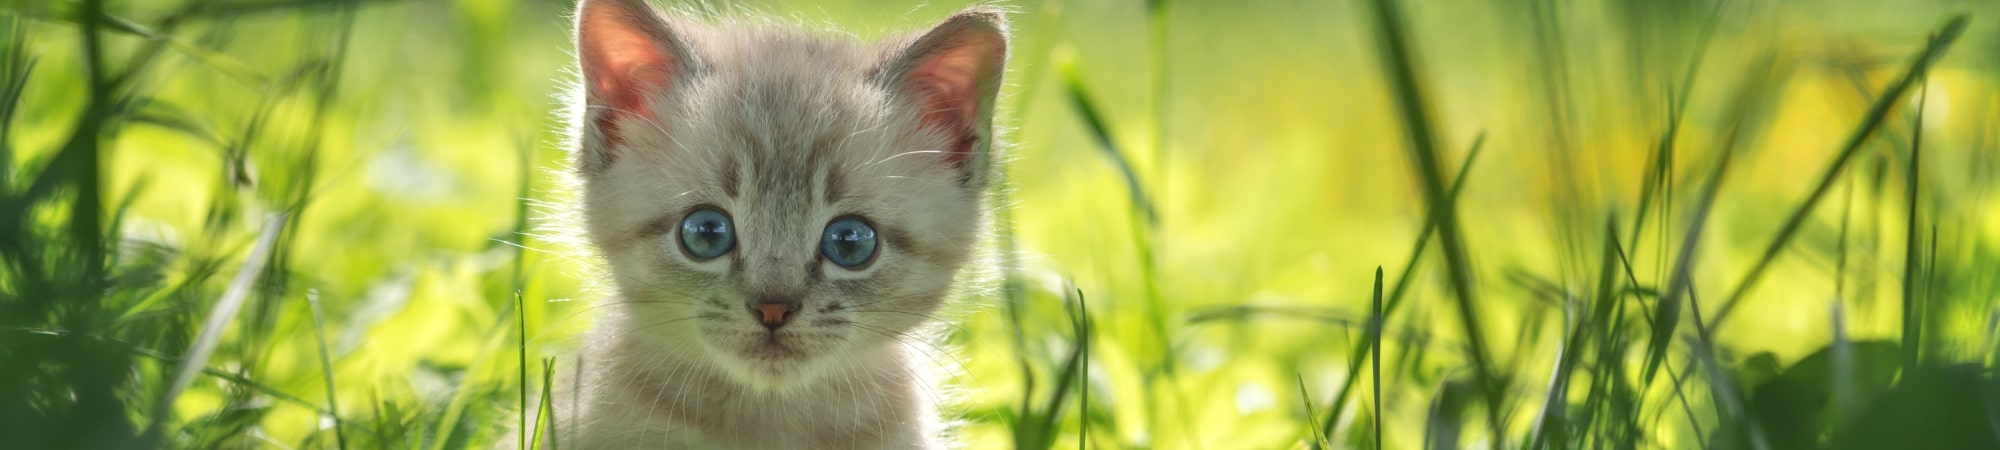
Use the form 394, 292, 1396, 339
877, 7, 1008, 187
575, 0, 695, 171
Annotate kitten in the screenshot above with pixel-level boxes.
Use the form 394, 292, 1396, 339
522, 0, 1006, 448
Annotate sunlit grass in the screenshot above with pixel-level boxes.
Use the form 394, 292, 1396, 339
4, 0, 1999, 449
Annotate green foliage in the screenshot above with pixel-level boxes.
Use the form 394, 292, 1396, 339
4, 0, 2000, 449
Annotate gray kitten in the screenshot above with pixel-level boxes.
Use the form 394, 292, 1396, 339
522, 0, 1005, 448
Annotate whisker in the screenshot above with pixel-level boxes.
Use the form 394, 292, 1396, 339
844, 320, 967, 371
569, 313, 718, 356
532, 299, 708, 339
835, 293, 933, 311
845, 309, 969, 335
840, 321, 962, 410
866, 149, 947, 167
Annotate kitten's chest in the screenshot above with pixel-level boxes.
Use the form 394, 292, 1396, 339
590, 357, 934, 449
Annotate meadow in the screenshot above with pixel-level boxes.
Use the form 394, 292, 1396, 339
3, 0, 1999, 448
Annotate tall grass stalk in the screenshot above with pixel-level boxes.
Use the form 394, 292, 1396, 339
155, 213, 287, 434
1297, 372, 1331, 448
1627, 0, 1726, 258
1056, 43, 1189, 444
1642, 53, 1782, 383
1361, 0, 1503, 438
1707, 15, 1968, 330
1900, 78, 1929, 370
1682, 287, 1767, 449
0, 14, 28, 181
518, 292, 531, 450
1012, 287, 1095, 449
1369, 267, 1384, 450
528, 357, 557, 450
1314, 133, 1484, 448
1528, 217, 1623, 449
428, 316, 518, 450
307, 290, 348, 450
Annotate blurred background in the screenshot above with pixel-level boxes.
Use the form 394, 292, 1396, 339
3, 0, 1998, 448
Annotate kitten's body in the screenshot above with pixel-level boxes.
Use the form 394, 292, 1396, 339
562, 327, 941, 448
524, 1, 1006, 448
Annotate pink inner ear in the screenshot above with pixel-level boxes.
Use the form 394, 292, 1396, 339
579, 3, 677, 147
910, 78, 975, 166
902, 37, 1001, 168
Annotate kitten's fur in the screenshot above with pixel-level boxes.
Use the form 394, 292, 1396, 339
526, 0, 1006, 448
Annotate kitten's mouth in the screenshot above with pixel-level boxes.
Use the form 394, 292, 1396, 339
738, 336, 801, 361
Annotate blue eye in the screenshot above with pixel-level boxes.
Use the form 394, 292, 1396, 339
820, 217, 878, 268
679, 208, 735, 260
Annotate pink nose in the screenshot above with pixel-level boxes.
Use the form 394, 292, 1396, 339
754, 303, 794, 329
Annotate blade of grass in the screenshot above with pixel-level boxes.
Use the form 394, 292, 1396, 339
262, 15, 357, 444
1148, 0, 1171, 209
155, 213, 287, 433
1026, 288, 1092, 450
168, 0, 408, 21
306, 290, 346, 450
1057, 49, 1158, 225
1316, 133, 1485, 448
1299, 372, 1330, 449
127, 100, 230, 150
1863, 156, 1888, 316
224, 0, 348, 398
70, 0, 110, 316
1660, 356, 1709, 448
1642, 53, 1783, 382
91, 10, 269, 86
1521, 0, 1587, 283
17, 89, 111, 214
100, 173, 147, 270
1610, 226, 1708, 447
1629, 0, 1727, 255
1838, 163, 1856, 300
1988, 311, 2000, 368
1830, 299, 1855, 424
1186, 306, 1364, 327
1922, 224, 1937, 361
0, 14, 31, 184
1708, 15, 1968, 330
1831, 160, 1861, 424
428, 311, 519, 450
1530, 217, 1622, 449
18, 1, 256, 141
7, 327, 367, 432
1361, 0, 1502, 438
1058, 45, 1186, 443
1899, 77, 1928, 370
528, 357, 556, 450
548, 362, 560, 450
1370, 267, 1384, 450
1001, 267, 1035, 444
1422, 378, 1475, 450
1078, 291, 1089, 450
1061, 48, 1170, 368
1685, 285, 1771, 450
519, 292, 530, 450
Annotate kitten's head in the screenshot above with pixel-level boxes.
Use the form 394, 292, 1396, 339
570, 0, 1004, 390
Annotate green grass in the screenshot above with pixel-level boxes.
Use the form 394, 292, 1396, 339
4, 0, 2000, 448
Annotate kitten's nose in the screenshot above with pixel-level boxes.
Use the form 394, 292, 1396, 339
752, 301, 796, 330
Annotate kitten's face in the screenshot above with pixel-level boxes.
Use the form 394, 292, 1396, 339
572, 0, 1004, 390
